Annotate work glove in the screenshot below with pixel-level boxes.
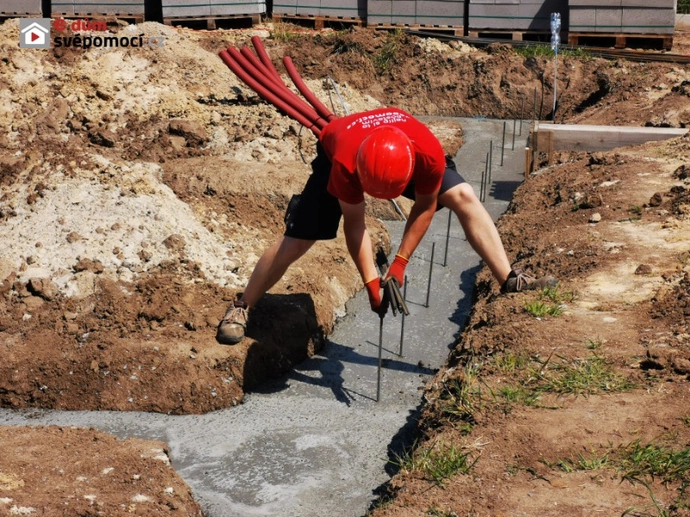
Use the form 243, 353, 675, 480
386, 254, 409, 287
365, 277, 388, 318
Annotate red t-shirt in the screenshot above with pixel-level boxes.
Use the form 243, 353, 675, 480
319, 108, 446, 204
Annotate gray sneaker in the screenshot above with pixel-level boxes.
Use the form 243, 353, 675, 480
216, 300, 248, 345
501, 268, 558, 294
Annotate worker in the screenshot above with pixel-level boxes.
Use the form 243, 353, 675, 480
216, 107, 557, 345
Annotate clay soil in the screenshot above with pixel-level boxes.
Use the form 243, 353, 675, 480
1, 18, 689, 516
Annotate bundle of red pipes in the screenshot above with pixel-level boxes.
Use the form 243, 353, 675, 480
219, 36, 338, 137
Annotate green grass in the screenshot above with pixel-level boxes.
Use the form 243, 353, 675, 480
392, 442, 477, 486
497, 384, 540, 407
585, 338, 604, 350
679, 0, 690, 14
524, 300, 563, 317
619, 441, 690, 485
427, 508, 459, 517
270, 21, 301, 42
372, 29, 405, 74
539, 355, 635, 396
494, 350, 531, 374
543, 439, 690, 515
513, 44, 593, 60
437, 363, 482, 424
524, 286, 574, 318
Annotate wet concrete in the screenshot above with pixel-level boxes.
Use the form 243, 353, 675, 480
0, 118, 529, 517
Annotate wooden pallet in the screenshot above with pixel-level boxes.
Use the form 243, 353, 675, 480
370, 23, 463, 37
272, 13, 363, 30
468, 29, 551, 42
567, 32, 673, 51
164, 13, 261, 30
51, 12, 145, 25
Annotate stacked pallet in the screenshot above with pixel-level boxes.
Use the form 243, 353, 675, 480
568, 0, 675, 49
0, 0, 42, 17
162, 0, 266, 27
52, 0, 145, 19
367, 0, 464, 29
272, 0, 365, 23
468, 0, 567, 36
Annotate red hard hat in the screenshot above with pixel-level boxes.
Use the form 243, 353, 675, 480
355, 126, 415, 199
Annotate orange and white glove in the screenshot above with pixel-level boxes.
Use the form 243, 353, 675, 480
386, 254, 409, 287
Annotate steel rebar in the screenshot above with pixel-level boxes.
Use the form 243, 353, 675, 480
500, 121, 506, 166
425, 242, 435, 308
399, 276, 407, 357
443, 209, 451, 267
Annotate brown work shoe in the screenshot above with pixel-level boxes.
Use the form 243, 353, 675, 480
216, 300, 248, 345
501, 268, 558, 294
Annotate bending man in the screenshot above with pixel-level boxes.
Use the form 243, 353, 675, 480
217, 107, 556, 345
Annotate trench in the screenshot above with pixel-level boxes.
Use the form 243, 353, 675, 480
0, 118, 527, 517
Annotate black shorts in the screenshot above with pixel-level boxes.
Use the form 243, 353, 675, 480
284, 147, 466, 241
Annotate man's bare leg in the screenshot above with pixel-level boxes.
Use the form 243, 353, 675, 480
439, 183, 512, 285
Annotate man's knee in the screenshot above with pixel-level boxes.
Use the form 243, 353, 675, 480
441, 182, 478, 210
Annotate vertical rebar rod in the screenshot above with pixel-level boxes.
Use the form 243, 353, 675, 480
519, 96, 525, 135
443, 209, 451, 267
425, 242, 435, 308
500, 121, 506, 166
399, 276, 407, 357
480, 154, 487, 203
512, 118, 517, 151
532, 87, 537, 123
376, 316, 383, 402
488, 141, 493, 188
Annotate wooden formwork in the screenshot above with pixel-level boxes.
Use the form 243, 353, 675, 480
526, 122, 688, 176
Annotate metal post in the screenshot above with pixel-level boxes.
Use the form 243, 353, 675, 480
553, 52, 558, 121
443, 209, 451, 267
376, 316, 383, 402
399, 276, 407, 357
512, 118, 517, 151
425, 242, 435, 308
519, 96, 525, 135
532, 87, 537, 123
500, 121, 506, 166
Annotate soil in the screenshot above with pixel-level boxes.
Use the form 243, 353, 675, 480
1, 17, 690, 516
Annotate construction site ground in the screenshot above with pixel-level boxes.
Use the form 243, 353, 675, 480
1, 19, 690, 516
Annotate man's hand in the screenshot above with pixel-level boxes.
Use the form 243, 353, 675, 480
386, 254, 408, 286
365, 277, 388, 317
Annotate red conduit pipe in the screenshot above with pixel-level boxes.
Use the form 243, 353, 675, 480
227, 46, 328, 130
251, 35, 284, 83
219, 49, 322, 137
283, 56, 337, 123
240, 46, 285, 89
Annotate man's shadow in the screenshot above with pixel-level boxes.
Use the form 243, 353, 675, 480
242, 293, 436, 404
241, 293, 325, 390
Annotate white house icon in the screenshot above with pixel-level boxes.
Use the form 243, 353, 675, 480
20, 22, 49, 46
